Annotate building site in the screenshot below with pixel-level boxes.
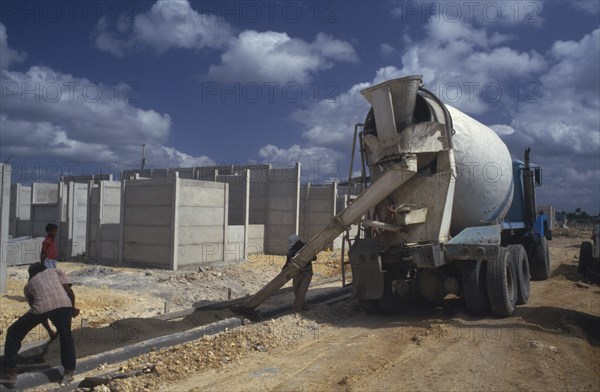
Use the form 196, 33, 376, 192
0, 1, 599, 391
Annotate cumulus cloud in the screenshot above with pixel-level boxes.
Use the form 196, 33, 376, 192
0, 23, 26, 69
95, 0, 358, 84
1, 25, 213, 170
396, 18, 546, 114
258, 144, 345, 182
209, 31, 358, 84
94, 0, 233, 56
486, 29, 600, 212
294, 17, 547, 149
505, 29, 600, 159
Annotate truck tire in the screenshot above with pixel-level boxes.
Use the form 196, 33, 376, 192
486, 247, 517, 317
507, 244, 530, 305
530, 236, 551, 281
578, 241, 593, 274
461, 260, 490, 315
359, 299, 381, 314
376, 274, 404, 315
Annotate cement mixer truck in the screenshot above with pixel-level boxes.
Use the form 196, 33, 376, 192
241, 75, 551, 318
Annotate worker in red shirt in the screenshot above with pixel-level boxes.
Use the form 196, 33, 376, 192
41, 223, 59, 269
1, 263, 79, 388
40, 223, 61, 340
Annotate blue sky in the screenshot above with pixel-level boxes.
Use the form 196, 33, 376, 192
0, 0, 599, 213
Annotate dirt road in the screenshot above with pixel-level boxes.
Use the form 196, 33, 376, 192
54, 231, 599, 392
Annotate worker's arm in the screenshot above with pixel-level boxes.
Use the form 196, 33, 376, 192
63, 284, 80, 317
42, 319, 57, 340
40, 249, 46, 263
23, 283, 33, 305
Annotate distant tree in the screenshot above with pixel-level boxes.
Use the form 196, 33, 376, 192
575, 208, 582, 215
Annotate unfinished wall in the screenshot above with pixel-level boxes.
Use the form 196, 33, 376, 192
225, 225, 245, 261
247, 224, 265, 255
218, 171, 250, 261
299, 183, 337, 248
0, 164, 10, 293
31, 183, 61, 238
5, 237, 43, 266
121, 177, 228, 269
87, 181, 121, 262
61, 174, 113, 183
121, 178, 173, 268
217, 171, 249, 226
9, 184, 32, 238
177, 179, 227, 267
123, 164, 272, 226
120, 163, 311, 257
264, 164, 301, 255
61, 182, 89, 259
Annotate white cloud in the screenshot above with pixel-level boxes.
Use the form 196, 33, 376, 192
209, 31, 358, 84
0, 23, 26, 69
294, 18, 547, 148
95, 0, 358, 84
258, 144, 345, 182
94, 0, 233, 56
259, 144, 343, 165
1, 26, 213, 169
491, 28, 600, 213
506, 28, 600, 159
293, 81, 370, 147
395, 18, 547, 114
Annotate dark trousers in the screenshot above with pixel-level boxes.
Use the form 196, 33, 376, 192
292, 272, 313, 311
3, 307, 76, 371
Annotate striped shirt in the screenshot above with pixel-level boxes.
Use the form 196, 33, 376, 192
42, 236, 58, 260
24, 269, 72, 314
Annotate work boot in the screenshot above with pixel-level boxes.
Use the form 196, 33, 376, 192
60, 369, 75, 385
0, 366, 17, 389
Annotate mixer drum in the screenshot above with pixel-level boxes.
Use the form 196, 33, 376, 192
446, 105, 514, 235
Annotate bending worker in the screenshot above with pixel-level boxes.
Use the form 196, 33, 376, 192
1, 264, 79, 388
285, 234, 316, 312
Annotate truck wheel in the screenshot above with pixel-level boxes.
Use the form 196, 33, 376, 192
359, 299, 381, 314
376, 274, 404, 315
507, 244, 530, 305
461, 260, 490, 315
578, 242, 593, 274
530, 236, 551, 281
486, 247, 517, 317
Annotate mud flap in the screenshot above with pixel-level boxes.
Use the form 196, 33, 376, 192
349, 239, 385, 300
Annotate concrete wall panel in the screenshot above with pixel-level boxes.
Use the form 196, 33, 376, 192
124, 206, 172, 226
87, 181, 121, 262
32, 183, 59, 204
0, 164, 10, 293
124, 185, 171, 206
299, 183, 337, 247
178, 226, 224, 245
178, 206, 225, 226
123, 225, 172, 246
178, 244, 223, 264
